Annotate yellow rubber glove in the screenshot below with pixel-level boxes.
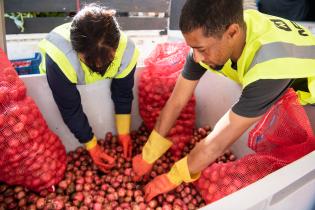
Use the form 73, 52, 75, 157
115, 114, 131, 135
167, 156, 200, 185
85, 136, 115, 172
132, 129, 173, 181
115, 114, 132, 158
142, 129, 173, 164
144, 156, 200, 201
85, 136, 98, 150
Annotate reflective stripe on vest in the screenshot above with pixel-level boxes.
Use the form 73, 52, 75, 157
241, 10, 315, 104
116, 37, 136, 76
46, 31, 86, 84
243, 42, 315, 105
244, 41, 315, 85
249, 42, 315, 70
39, 23, 138, 85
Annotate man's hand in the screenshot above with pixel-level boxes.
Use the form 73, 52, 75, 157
188, 109, 261, 174
132, 130, 172, 181
132, 154, 153, 181
144, 174, 178, 202
144, 156, 200, 201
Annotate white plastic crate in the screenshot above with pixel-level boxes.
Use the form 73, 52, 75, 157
20, 68, 315, 210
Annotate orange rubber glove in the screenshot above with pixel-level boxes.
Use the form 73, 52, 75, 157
116, 114, 132, 158
144, 174, 178, 202
132, 154, 153, 181
132, 130, 172, 181
85, 136, 115, 173
144, 156, 200, 202
118, 134, 132, 158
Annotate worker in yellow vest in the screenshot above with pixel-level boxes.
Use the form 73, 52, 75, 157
132, 0, 315, 201
39, 4, 139, 172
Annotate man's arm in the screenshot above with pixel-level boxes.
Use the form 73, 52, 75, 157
188, 109, 261, 174
132, 55, 205, 180
143, 78, 294, 201
154, 50, 206, 136
188, 79, 292, 173
154, 74, 200, 136
143, 109, 262, 201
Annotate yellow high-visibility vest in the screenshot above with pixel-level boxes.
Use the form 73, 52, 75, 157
38, 23, 139, 84
200, 10, 315, 105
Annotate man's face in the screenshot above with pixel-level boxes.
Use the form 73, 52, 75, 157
183, 28, 234, 70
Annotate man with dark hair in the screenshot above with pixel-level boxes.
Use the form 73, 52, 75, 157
39, 4, 139, 172
132, 0, 315, 201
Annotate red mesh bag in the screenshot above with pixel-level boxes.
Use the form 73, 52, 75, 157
0, 49, 67, 192
195, 89, 315, 204
248, 88, 315, 158
138, 42, 196, 157
195, 155, 287, 203
0, 54, 26, 104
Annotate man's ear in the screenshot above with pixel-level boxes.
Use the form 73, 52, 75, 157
225, 23, 240, 40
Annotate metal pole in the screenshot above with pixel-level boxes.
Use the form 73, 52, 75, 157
0, 0, 6, 53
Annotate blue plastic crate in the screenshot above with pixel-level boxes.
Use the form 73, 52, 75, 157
11, 53, 42, 75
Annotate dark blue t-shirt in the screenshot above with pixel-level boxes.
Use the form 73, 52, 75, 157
181, 52, 307, 117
